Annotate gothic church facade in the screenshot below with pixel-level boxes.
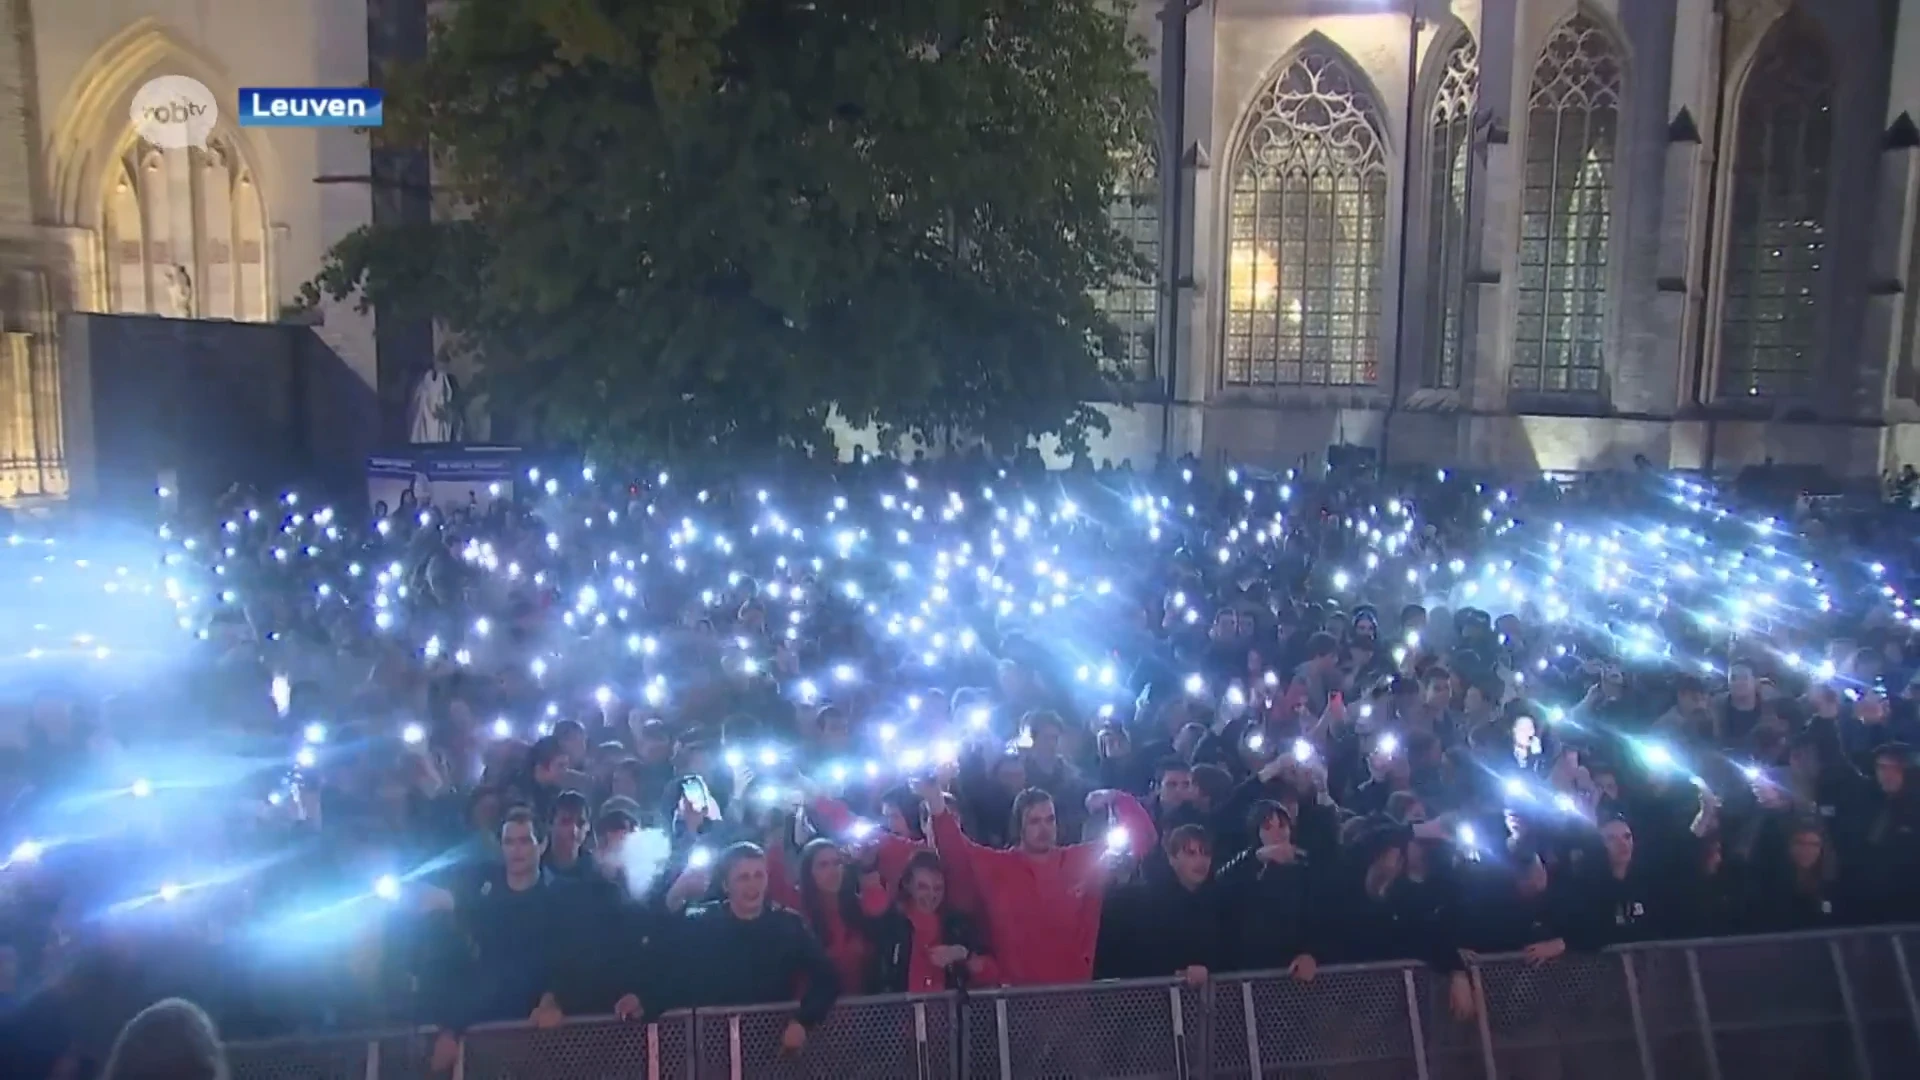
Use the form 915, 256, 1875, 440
1089, 0, 1920, 476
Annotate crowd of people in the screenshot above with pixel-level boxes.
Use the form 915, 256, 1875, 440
1, 451, 1918, 1076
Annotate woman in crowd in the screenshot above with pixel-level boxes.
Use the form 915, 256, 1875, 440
869, 852, 999, 993
795, 838, 886, 996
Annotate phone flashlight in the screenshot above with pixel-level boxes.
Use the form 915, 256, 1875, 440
688, 847, 713, 870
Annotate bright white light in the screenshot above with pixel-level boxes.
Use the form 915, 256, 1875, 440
1377, 734, 1399, 756
1641, 742, 1675, 770
158, 883, 183, 903
130, 778, 153, 798
967, 707, 991, 729
374, 874, 402, 901
304, 723, 327, 745
295, 747, 318, 769
271, 675, 292, 716
834, 664, 857, 683
1553, 793, 1579, 814
402, 722, 426, 745
10, 840, 44, 863
1457, 824, 1477, 847
492, 718, 513, 739
1292, 739, 1314, 763
1105, 826, 1131, 851
1184, 673, 1205, 695
1503, 778, 1527, 799
1331, 570, 1349, 591
688, 847, 713, 870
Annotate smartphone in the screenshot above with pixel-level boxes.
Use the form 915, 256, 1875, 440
681, 776, 713, 815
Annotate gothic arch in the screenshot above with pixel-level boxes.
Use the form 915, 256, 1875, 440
1219, 34, 1392, 390
1415, 25, 1481, 392
1709, 7, 1835, 403
1509, 6, 1628, 397
1222, 32, 1397, 168
43, 20, 279, 316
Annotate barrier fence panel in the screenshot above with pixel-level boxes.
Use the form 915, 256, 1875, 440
370, 1028, 443, 1080
1837, 929, 1920, 1078
963, 977, 1201, 1080
1209, 963, 1423, 1079
462, 1013, 694, 1080
219, 927, 1920, 1079
1619, 944, 1711, 1079
225, 1030, 374, 1080
1689, 934, 1860, 1080
692, 993, 954, 1080
1473, 950, 1642, 1080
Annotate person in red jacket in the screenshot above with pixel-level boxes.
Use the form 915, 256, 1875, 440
914, 778, 1155, 986
795, 839, 888, 997
870, 851, 1003, 993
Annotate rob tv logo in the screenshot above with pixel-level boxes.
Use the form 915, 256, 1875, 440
237, 87, 384, 127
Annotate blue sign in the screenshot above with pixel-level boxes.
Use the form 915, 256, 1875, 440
237, 87, 383, 127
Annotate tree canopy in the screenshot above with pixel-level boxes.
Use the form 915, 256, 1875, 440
306, 0, 1157, 461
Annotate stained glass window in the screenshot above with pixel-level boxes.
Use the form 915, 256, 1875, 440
1513, 14, 1622, 395
1424, 35, 1478, 390
1717, 12, 1831, 401
1226, 46, 1388, 388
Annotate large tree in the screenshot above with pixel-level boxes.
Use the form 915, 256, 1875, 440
306, 0, 1156, 460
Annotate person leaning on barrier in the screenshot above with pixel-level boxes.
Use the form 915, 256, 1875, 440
916, 777, 1155, 986
869, 851, 1001, 993
667, 842, 839, 1056
537, 806, 660, 1025
1094, 824, 1228, 986
1216, 800, 1319, 981
416, 807, 565, 1071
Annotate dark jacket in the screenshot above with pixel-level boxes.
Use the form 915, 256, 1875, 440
1093, 874, 1229, 980
1217, 846, 1316, 971
868, 906, 993, 994
547, 876, 658, 1014
437, 869, 560, 1030
1561, 860, 1663, 949
668, 901, 840, 1027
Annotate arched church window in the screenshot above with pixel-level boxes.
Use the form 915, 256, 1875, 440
1226, 45, 1388, 388
1717, 11, 1831, 402
1513, 13, 1622, 395
1094, 152, 1160, 382
102, 135, 269, 321
1423, 35, 1478, 391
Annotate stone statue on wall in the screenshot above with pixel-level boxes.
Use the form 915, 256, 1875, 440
159, 264, 193, 317
408, 357, 461, 443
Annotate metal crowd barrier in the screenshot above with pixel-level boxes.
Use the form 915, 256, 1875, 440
224, 925, 1920, 1079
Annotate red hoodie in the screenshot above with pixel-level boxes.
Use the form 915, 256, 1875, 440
929, 791, 1155, 986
